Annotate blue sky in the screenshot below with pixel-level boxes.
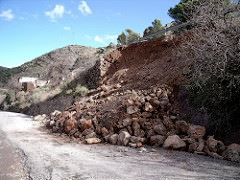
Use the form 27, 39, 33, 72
0, 0, 180, 68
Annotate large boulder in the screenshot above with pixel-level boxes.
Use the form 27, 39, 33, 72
206, 136, 225, 154
118, 131, 131, 146
163, 135, 186, 149
188, 138, 205, 153
108, 134, 118, 145
222, 144, 240, 163
64, 118, 77, 134
188, 125, 206, 139
78, 119, 93, 131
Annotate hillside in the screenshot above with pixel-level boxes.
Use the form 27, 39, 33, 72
0, 66, 11, 86
0, 44, 116, 114
1, 35, 239, 163
5, 45, 102, 89
35, 36, 240, 163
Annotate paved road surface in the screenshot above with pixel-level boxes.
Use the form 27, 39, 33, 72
0, 111, 239, 180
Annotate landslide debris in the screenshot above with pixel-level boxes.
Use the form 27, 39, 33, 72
36, 84, 240, 163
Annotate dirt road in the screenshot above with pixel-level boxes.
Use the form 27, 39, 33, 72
0, 111, 239, 180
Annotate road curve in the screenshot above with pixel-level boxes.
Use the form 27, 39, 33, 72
0, 111, 239, 180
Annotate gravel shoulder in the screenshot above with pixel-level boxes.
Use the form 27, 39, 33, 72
0, 111, 239, 180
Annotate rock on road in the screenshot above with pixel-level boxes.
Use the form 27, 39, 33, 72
0, 111, 239, 180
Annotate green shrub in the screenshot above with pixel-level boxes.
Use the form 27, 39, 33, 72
74, 84, 88, 96
64, 83, 88, 97
65, 89, 73, 95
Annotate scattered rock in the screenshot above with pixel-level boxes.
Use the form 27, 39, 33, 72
188, 142, 199, 153
130, 136, 145, 143
33, 114, 47, 122
51, 110, 61, 117
82, 128, 94, 136
144, 102, 154, 112
101, 85, 111, 92
122, 118, 132, 127
139, 147, 147, 153
222, 144, 240, 163
85, 138, 101, 144
175, 120, 189, 134
163, 116, 175, 130
197, 139, 205, 152
101, 127, 109, 137
49, 120, 55, 127
64, 118, 77, 134
129, 142, 143, 148
85, 132, 97, 139
150, 135, 165, 146
127, 106, 139, 114
188, 125, 206, 139
153, 123, 167, 136
206, 136, 225, 154
132, 121, 141, 136
79, 119, 93, 131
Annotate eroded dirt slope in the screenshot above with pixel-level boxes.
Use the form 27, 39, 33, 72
103, 36, 189, 90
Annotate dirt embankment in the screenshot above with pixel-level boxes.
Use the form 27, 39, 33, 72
103, 36, 189, 90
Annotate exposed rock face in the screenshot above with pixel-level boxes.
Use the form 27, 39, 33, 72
163, 135, 186, 150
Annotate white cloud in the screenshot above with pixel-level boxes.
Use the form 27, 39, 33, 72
64, 26, 71, 31
45, 4, 65, 20
0, 9, 14, 21
78, 1, 92, 16
94, 35, 117, 44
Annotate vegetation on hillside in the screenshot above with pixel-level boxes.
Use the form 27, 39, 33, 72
168, 0, 199, 23
117, 29, 141, 45
143, 19, 164, 38
178, 0, 240, 139
0, 66, 23, 86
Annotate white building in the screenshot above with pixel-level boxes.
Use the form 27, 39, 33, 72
18, 77, 48, 89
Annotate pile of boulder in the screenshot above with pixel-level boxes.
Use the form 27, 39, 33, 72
37, 85, 240, 163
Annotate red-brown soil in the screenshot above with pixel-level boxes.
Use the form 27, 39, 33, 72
103, 36, 190, 90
